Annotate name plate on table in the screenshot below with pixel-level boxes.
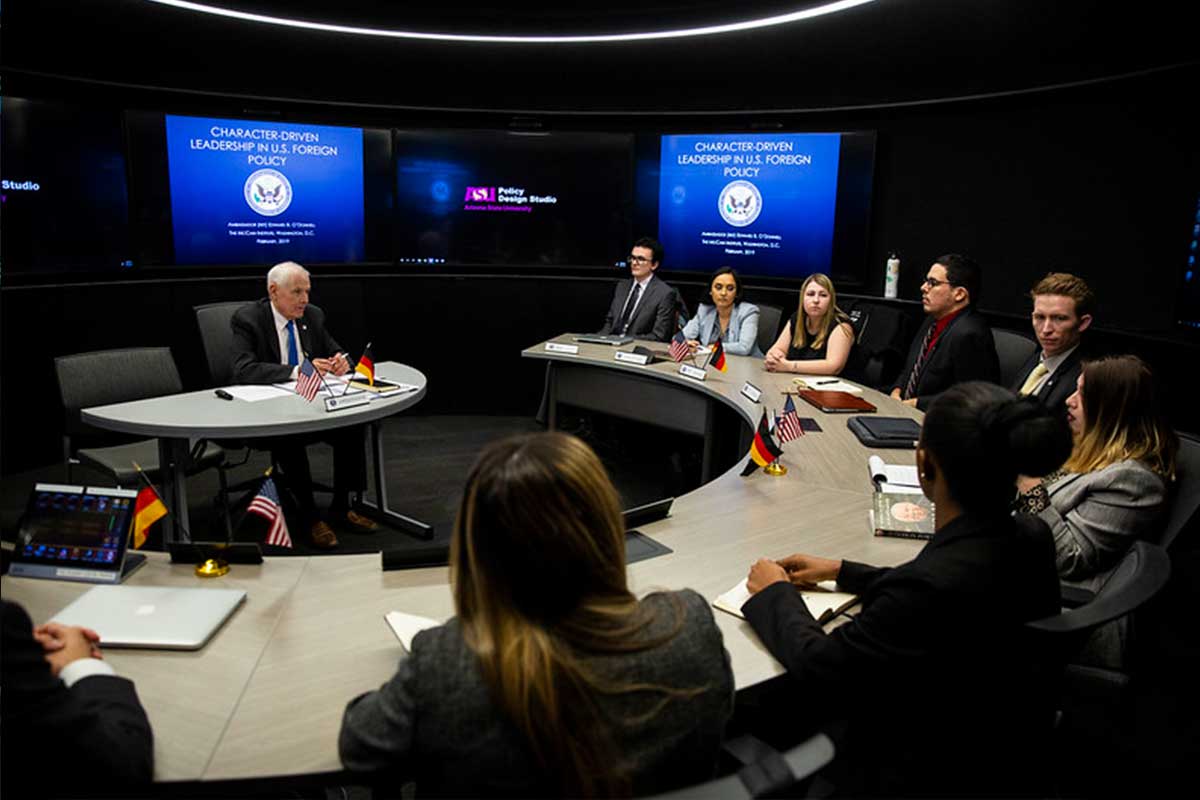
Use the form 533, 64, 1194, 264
324, 393, 371, 412
679, 364, 707, 382
614, 351, 651, 366
545, 342, 579, 355
741, 382, 763, 403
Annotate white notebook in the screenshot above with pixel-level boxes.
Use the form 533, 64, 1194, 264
384, 610, 442, 651
793, 376, 864, 395
713, 579, 858, 625
867, 456, 923, 494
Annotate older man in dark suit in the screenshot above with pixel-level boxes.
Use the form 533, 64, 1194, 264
597, 236, 678, 342
231, 261, 375, 549
1009, 272, 1093, 415
890, 253, 1000, 411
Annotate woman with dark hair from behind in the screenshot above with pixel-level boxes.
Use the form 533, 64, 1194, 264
338, 432, 733, 797
741, 383, 1073, 797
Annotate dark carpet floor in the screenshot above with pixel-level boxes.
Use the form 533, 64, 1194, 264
1, 414, 700, 560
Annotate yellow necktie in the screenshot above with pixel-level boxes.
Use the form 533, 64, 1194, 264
1019, 362, 1049, 396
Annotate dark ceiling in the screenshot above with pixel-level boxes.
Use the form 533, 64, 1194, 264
3, 0, 1198, 113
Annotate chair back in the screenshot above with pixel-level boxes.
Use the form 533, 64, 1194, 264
1025, 541, 1171, 653
55, 347, 183, 436
841, 302, 912, 389
645, 732, 835, 800
755, 304, 784, 356
993, 328, 1038, 388
195, 302, 250, 386
1161, 432, 1200, 551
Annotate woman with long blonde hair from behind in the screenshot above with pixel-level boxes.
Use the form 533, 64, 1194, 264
764, 273, 856, 375
339, 432, 733, 797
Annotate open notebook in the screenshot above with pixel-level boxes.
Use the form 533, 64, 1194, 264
713, 579, 858, 625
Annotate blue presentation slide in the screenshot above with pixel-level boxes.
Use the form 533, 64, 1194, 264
658, 133, 841, 277
165, 115, 365, 264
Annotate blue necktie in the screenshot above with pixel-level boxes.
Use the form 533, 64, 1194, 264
286, 320, 299, 367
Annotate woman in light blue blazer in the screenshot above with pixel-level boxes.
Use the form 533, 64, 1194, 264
682, 267, 761, 356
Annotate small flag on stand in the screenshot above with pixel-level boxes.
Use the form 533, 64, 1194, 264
669, 331, 691, 363
248, 477, 292, 548
707, 338, 727, 372
355, 343, 375, 386
776, 395, 804, 444
295, 358, 322, 402
131, 484, 167, 550
741, 410, 785, 475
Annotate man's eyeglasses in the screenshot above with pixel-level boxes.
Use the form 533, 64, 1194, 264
921, 276, 951, 288
628, 255, 652, 264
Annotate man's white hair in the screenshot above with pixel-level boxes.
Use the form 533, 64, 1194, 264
267, 261, 309, 291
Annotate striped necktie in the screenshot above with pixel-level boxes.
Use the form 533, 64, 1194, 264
902, 323, 937, 400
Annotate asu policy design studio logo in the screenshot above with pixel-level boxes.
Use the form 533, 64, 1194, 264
244, 169, 293, 216
718, 180, 762, 227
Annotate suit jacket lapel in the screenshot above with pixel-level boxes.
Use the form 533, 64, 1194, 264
260, 301, 283, 363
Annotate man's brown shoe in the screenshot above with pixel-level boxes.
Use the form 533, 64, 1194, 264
343, 509, 380, 533
309, 520, 339, 550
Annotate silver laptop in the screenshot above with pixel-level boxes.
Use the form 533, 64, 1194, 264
50, 585, 246, 650
9, 484, 146, 584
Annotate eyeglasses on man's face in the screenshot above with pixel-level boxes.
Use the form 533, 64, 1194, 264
921, 276, 951, 288
628, 254, 652, 264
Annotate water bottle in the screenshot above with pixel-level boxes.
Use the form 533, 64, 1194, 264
885, 253, 900, 299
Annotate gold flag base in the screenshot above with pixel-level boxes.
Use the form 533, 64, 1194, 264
195, 558, 230, 578
764, 461, 788, 476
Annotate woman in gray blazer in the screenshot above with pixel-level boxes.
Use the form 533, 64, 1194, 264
682, 267, 761, 356
339, 432, 734, 797
1015, 355, 1177, 591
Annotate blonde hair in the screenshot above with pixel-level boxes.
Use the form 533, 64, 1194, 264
451, 432, 699, 796
1064, 355, 1177, 479
792, 273, 851, 351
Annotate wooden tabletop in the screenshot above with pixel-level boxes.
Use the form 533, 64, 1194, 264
3, 339, 926, 782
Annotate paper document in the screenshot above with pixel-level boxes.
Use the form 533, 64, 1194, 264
384, 611, 442, 651
793, 377, 864, 395
222, 385, 292, 402
713, 579, 858, 625
867, 456, 922, 492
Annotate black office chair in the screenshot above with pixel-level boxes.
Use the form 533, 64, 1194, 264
993, 328, 1038, 388
841, 301, 911, 389
755, 304, 784, 356
1160, 432, 1200, 551
644, 733, 835, 800
54, 346, 226, 491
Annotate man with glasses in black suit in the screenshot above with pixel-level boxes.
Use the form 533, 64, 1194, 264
889, 254, 1000, 410
598, 237, 679, 342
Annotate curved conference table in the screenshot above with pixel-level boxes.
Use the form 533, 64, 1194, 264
79, 361, 430, 540
2, 339, 925, 784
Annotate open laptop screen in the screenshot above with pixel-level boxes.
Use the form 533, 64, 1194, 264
13, 484, 137, 576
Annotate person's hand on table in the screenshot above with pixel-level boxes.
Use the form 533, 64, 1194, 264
776, 553, 842, 587
329, 352, 351, 376
890, 388, 902, 401
34, 623, 103, 675
763, 352, 790, 373
1016, 475, 1043, 494
900, 398, 918, 408
747, 558, 790, 594
686, 339, 701, 353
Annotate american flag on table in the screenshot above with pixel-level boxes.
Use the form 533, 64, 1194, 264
668, 330, 691, 363
776, 395, 805, 444
248, 477, 292, 548
295, 358, 322, 402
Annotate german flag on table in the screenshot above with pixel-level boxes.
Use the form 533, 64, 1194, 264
132, 484, 167, 550
355, 343, 375, 386
707, 338, 727, 372
741, 409, 784, 476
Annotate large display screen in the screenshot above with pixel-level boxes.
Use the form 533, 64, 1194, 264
0, 97, 133, 273
393, 130, 633, 266
164, 115, 367, 264
637, 131, 876, 283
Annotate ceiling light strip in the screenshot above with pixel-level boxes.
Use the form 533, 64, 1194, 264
142, 0, 878, 44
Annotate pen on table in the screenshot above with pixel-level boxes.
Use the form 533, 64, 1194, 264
214, 389, 234, 401
815, 379, 838, 385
